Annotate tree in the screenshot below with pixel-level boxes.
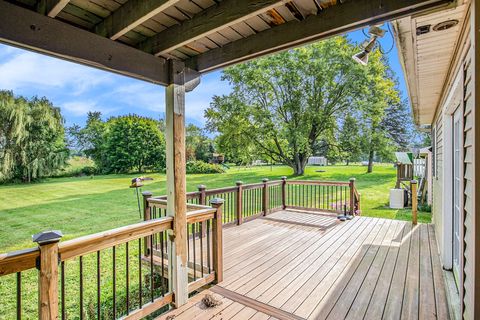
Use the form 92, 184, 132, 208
338, 113, 361, 165
185, 124, 213, 162
357, 55, 408, 173
103, 115, 165, 173
206, 37, 369, 175
0, 91, 68, 182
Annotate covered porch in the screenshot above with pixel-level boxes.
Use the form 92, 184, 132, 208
158, 210, 449, 320
0, 0, 462, 318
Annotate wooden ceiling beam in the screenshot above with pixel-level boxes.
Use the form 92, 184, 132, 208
0, 1, 171, 86
94, 0, 181, 40
37, 0, 70, 17
138, 0, 286, 56
187, 0, 454, 72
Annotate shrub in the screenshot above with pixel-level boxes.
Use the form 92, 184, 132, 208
81, 166, 97, 175
186, 160, 225, 174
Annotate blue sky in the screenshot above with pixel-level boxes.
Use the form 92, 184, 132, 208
0, 26, 407, 128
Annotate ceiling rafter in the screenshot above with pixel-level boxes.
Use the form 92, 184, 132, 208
94, 0, 181, 40
138, 0, 287, 56
37, 0, 70, 17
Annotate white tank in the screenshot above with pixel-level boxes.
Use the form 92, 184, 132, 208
390, 189, 405, 209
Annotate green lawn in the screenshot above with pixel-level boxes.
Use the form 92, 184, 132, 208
0, 164, 429, 253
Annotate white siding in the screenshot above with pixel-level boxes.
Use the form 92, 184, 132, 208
462, 41, 474, 320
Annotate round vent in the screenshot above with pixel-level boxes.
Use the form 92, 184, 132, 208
433, 19, 459, 31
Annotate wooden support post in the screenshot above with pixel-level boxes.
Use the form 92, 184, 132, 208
33, 230, 63, 320
210, 198, 224, 284
235, 181, 243, 225
165, 59, 188, 307
262, 178, 269, 216
281, 176, 287, 209
142, 191, 153, 255
411, 180, 418, 225
349, 178, 356, 216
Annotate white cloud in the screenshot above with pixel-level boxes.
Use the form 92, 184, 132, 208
62, 101, 117, 116
0, 49, 112, 95
112, 83, 165, 113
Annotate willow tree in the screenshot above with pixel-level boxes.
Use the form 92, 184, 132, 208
0, 91, 68, 182
206, 37, 373, 175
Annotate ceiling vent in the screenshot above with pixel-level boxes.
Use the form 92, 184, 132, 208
433, 19, 459, 31
416, 25, 431, 35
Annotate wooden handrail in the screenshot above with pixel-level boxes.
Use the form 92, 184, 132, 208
186, 208, 216, 224
0, 247, 39, 276
59, 216, 173, 261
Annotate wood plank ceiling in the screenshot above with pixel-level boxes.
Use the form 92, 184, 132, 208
0, 0, 455, 84
17, 0, 338, 60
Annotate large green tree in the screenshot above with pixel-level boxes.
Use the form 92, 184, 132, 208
69, 114, 166, 173
104, 115, 165, 173
206, 37, 380, 175
0, 91, 68, 182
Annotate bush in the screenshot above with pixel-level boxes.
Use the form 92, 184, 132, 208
186, 160, 225, 174
81, 166, 97, 175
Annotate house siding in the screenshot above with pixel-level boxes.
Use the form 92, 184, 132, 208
433, 116, 444, 255
462, 39, 474, 320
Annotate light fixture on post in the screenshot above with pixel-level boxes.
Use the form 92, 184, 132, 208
352, 25, 386, 66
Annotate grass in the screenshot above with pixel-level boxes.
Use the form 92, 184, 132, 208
0, 163, 429, 319
0, 163, 429, 253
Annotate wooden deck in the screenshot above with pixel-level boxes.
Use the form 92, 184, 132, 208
157, 210, 450, 320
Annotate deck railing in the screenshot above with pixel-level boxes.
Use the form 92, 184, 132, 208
0, 177, 359, 319
0, 201, 223, 320
145, 177, 361, 226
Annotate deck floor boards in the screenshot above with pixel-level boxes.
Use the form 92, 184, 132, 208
157, 210, 450, 320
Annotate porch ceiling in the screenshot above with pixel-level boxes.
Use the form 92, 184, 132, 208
0, 0, 454, 86
393, 1, 468, 126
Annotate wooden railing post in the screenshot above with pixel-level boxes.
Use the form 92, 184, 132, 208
142, 191, 153, 255
235, 181, 243, 225
33, 230, 63, 320
411, 180, 418, 225
142, 191, 152, 221
349, 178, 356, 216
210, 198, 224, 283
198, 185, 206, 237
262, 178, 269, 216
281, 176, 287, 209
198, 185, 206, 205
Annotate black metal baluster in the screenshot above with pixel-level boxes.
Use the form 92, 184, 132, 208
327, 186, 330, 210
193, 223, 197, 281
187, 223, 190, 265
200, 222, 204, 278
126, 242, 129, 314
150, 235, 154, 302
340, 185, 343, 213
61, 261, 65, 320
97, 251, 101, 320
207, 220, 211, 273
112, 246, 116, 318
138, 238, 142, 308
160, 231, 165, 296
80, 256, 83, 320
16, 272, 21, 320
